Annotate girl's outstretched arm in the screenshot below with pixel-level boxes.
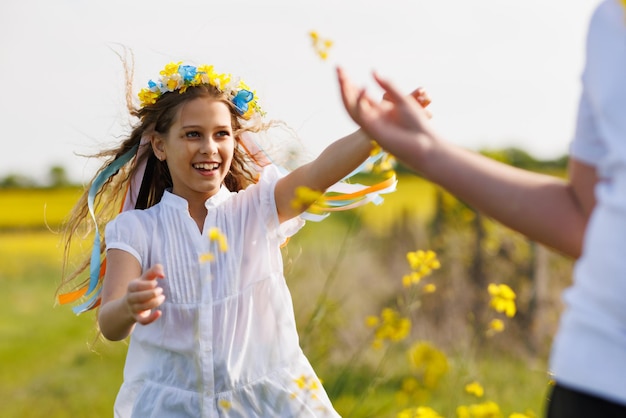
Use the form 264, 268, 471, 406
337, 66, 596, 259
98, 251, 165, 341
274, 128, 374, 223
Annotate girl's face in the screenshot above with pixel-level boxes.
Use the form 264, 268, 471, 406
153, 97, 235, 202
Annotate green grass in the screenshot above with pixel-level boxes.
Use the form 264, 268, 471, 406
317, 345, 550, 418
0, 229, 552, 418
0, 231, 127, 417
0, 177, 559, 417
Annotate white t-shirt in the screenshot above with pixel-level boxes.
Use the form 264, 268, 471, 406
550, 0, 626, 406
105, 164, 340, 417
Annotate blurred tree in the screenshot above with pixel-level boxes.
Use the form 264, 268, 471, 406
0, 173, 36, 188
48, 165, 71, 188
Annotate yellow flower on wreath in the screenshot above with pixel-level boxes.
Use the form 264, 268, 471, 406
138, 61, 264, 120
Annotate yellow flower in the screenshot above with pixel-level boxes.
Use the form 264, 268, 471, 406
397, 406, 444, 418
509, 413, 533, 418
137, 89, 160, 106
294, 375, 320, 391
370, 141, 383, 156
377, 155, 396, 173
487, 319, 505, 334
465, 381, 485, 398
294, 375, 307, 389
290, 186, 324, 210
208, 227, 228, 252
309, 30, 333, 61
403, 272, 424, 287
218, 399, 232, 411
456, 401, 502, 418
368, 308, 411, 348
365, 315, 380, 328
292, 375, 321, 401
403, 250, 441, 287
199, 252, 215, 263
407, 250, 441, 271
401, 376, 419, 393
423, 284, 437, 293
138, 62, 264, 118
407, 341, 449, 389
160, 61, 182, 77
488, 283, 516, 317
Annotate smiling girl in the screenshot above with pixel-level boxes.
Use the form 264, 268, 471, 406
56, 59, 403, 417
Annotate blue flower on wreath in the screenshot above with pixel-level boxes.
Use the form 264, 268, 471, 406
178, 65, 197, 83
232, 89, 254, 115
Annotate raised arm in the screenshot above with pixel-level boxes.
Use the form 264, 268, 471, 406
337, 66, 597, 258
274, 128, 374, 223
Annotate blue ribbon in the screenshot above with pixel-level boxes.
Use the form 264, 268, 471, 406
73, 143, 139, 314
342, 149, 386, 180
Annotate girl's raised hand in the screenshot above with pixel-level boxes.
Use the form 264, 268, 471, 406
125, 264, 165, 325
336, 67, 435, 155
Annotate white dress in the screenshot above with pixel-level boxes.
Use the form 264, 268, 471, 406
105, 164, 340, 417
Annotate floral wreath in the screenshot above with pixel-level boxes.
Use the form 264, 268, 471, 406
137, 61, 264, 119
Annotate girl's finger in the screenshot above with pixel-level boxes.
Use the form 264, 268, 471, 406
143, 264, 165, 281
372, 71, 405, 103
336, 67, 361, 116
132, 295, 165, 314
411, 88, 431, 108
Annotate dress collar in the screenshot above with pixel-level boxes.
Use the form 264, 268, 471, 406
160, 186, 233, 210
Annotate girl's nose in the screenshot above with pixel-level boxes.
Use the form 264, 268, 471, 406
200, 137, 217, 155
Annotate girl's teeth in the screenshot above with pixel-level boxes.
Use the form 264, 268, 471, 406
195, 163, 219, 170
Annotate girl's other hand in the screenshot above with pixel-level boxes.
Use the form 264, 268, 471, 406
125, 264, 165, 325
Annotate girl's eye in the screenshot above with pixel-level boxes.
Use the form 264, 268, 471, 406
216, 130, 231, 138
185, 131, 201, 138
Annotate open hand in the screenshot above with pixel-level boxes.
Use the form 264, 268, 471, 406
125, 264, 165, 325
336, 67, 434, 154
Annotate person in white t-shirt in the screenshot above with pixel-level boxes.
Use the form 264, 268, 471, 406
57, 58, 425, 417
336, 1, 626, 416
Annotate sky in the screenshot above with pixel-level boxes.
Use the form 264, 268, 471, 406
0, 0, 602, 184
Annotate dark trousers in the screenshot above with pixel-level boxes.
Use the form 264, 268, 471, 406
546, 383, 626, 418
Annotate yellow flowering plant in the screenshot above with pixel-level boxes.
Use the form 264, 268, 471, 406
487, 283, 517, 318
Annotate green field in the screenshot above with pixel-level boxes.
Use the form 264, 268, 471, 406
0, 179, 563, 417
